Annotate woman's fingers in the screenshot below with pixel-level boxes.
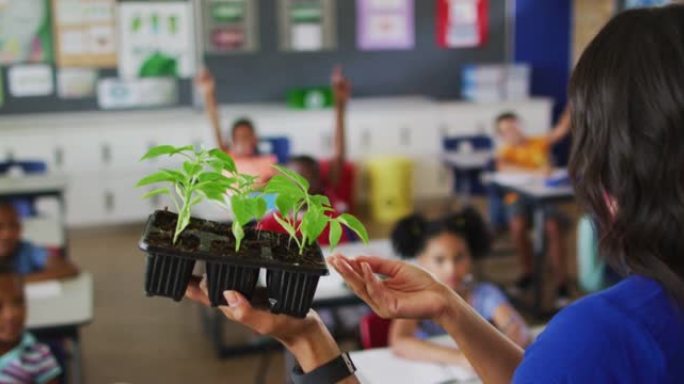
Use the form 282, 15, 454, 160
355, 256, 404, 277
328, 255, 374, 303
185, 276, 211, 307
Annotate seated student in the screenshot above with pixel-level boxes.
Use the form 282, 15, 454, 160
0, 203, 78, 282
258, 67, 353, 245
0, 268, 62, 383
389, 208, 531, 366
195, 69, 277, 186
493, 109, 572, 306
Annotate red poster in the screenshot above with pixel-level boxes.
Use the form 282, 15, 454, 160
437, 0, 488, 48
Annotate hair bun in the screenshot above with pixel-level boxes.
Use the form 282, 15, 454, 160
391, 214, 428, 259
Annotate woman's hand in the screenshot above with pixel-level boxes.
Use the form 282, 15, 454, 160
328, 254, 454, 320
185, 276, 343, 372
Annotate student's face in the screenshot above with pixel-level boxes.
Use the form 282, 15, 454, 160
497, 118, 525, 145
0, 276, 26, 345
287, 161, 322, 194
0, 208, 21, 260
417, 233, 472, 291
232, 125, 258, 157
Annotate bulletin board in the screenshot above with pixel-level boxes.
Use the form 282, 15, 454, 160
0, 0, 507, 115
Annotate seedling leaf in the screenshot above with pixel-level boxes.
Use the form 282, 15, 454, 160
338, 213, 369, 243
142, 187, 169, 199
328, 220, 342, 249
273, 164, 310, 191
209, 149, 237, 173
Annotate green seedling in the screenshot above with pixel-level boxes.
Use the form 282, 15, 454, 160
136, 145, 265, 250
264, 165, 369, 254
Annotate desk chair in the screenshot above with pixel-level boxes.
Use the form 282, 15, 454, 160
0, 159, 48, 217
258, 137, 291, 164
441, 135, 494, 197
360, 313, 392, 349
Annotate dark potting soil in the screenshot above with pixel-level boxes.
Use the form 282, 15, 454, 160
142, 210, 327, 272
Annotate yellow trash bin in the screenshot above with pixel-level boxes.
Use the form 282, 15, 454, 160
366, 156, 413, 223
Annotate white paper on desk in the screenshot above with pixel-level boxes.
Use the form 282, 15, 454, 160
352, 348, 477, 383
25, 281, 63, 300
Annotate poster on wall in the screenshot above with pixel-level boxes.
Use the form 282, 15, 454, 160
203, 0, 259, 54
0, 0, 53, 64
572, 0, 616, 65
118, 2, 195, 78
57, 68, 97, 98
278, 0, 336, 52
357, 0, 414, 50
436, 0, 488, 49
97, 77, 178, 109
625, 0, 669, 8
8, 64, 54, 97
52, 0, 117, 68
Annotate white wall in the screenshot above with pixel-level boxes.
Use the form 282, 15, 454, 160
0, 97, 552, 226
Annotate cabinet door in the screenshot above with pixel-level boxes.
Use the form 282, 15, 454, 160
54, 131, 103, 173
64, 173, 106, 226
103, 173, 152, 223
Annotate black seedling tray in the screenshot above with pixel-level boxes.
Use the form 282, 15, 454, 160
138, 210, 328, 315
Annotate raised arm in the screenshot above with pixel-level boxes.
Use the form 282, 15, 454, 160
546, 105, 572, 146
329, 66, 350, 187
195, 69, 229, 153
389, 319, 471, 366
329, 255, 523, 384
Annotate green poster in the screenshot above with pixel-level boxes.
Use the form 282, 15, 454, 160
0, 0, 54, 64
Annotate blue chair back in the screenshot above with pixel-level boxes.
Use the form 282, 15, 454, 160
259, 137, 291, 164
441, 135, 494, 196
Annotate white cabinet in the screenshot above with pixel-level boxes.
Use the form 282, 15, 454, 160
0, 98, 553, 226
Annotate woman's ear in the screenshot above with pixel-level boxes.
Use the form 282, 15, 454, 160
603, 191, 618, 218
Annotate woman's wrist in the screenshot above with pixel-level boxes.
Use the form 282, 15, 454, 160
433, 284, 465, 327
280, 318, 342, 373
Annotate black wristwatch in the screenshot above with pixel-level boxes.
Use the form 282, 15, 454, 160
291, 352, 356, 384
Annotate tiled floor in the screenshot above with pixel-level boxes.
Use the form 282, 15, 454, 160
66, 199, 578, 383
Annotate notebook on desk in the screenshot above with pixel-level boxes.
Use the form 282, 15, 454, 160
351, 348, 478, 384
25, 280, 63, 300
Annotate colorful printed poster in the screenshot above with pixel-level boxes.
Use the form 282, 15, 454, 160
357, 0, 414, 50
57, 68, 97, 98
0, 0, 53, 64
118, 2, 196, 79
436, 0, 488, 48
8, 64, 54, 97
52, 0, 118, 68
97, 77, 177, 109
625, 0, 669, 8
279, 0, 336, 52
203, 0, 259, 54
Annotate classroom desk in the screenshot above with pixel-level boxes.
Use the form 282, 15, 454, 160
485, 171, 575, 315
351, 326, 546, 384
26, 273, 94, 384
442, 150, 493, 203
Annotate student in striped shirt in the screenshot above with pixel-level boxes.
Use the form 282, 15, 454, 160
0, 269, 61, 384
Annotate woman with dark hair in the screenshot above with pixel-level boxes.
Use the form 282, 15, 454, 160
186, 6, 684, 383
389, 209, 530, 366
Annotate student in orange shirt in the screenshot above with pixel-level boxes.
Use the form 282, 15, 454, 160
494, 108, 572, 307
195, 69, 277, 186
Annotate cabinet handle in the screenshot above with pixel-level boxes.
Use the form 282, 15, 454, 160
54, 147, 63, 168
361, 129, 371, 149
105, 191, 114, 212
101, 144, 111, 164
400, 127, 411, 146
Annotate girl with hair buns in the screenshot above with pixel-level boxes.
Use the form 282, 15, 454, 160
388, 208, 531, 366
